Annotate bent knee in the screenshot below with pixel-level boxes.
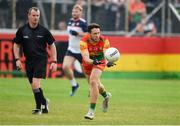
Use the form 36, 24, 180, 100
62, 64, 70, 71
32, 82, 40, 89
90, 79, 98, 86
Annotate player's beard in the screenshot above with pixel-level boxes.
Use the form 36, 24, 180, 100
32, 19, 39, 26
72, 13, 80, 20
91, 37, 99, 42
73, 16, 79, 20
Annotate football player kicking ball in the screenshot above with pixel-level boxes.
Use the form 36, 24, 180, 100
80, 23, 115, 120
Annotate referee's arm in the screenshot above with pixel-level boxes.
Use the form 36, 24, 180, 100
13, 43, 22, 70
49, 43, 57, 72
13, 43, 21, 59
49, 43, 57, 62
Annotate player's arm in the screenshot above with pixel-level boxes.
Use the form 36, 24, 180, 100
81, 49, 93, 64
78, 21, 88, 37
13, 43, 20, 59
13, 28, 22, 60
80, 40, 101, 65
49, 43, 57, 72
80, 40, 93, 64
70, 30, 87, 37
78, 32, 87, 37
46, 30, 57, 71
76, 21, 88, 37
49, 43, 57, 62
13, 43, 22, 70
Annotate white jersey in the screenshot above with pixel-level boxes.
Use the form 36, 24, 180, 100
67, 18, 88, 53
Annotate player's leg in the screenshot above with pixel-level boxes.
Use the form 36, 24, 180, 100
98, 81, 111, 112
25, 61, 41, 114
31, 78, 42, 114
62, 55, 76, 81
31, 59, 48, 114
84, 68, 102, 120
98, 81, 111, 99
84, 73, 90, 97
39, 87, 49, 114
62, 55, 79, 96
31, 79, 49, 114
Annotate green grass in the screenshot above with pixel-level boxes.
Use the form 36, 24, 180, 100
0, 78, 180, 125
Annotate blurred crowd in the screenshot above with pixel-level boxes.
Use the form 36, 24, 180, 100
0, 0, 180, 34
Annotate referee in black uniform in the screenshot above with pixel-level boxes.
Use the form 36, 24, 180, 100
13, 7, 57, 114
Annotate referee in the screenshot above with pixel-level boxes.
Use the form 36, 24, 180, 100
13, 7, 57, 115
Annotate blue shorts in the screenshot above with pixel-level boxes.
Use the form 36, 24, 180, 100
65, 50, 82, 63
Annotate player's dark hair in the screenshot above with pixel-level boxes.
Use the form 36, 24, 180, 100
88, 23, 101, 33
28, 7, 40, 15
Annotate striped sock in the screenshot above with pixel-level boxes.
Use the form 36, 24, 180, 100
90, 103, 96, 110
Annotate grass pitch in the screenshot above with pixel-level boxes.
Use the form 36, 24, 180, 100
0, 78, 180, 125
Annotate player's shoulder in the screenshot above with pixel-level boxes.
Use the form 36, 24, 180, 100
81, 34, 89, 42
16, 24, 29, 34
18, 23, 28, 30
79, 18, 87, 27
69, 18, 74, 22
100, 35, 108, 41
38, 24, 52, 33
79, 18, 87, 23
38, 24, 47, 30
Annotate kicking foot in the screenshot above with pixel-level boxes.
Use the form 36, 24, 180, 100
102, 92, 112, 112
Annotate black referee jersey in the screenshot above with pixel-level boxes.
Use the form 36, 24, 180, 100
13, 23, 55, 60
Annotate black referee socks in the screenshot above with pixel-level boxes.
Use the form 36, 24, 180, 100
33, 88, 41, 110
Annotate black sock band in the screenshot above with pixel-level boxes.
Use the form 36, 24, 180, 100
33, 89, 41, 109
33, 88, 40, 93
39, 88, 46, 105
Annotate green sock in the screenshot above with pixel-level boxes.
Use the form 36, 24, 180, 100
101, 91, 107, 98
90, 103, 96, 110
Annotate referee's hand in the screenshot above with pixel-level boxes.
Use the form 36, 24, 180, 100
15, 59, 23, 71
50, 62, 57, 72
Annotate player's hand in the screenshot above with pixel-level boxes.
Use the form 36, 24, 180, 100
93, 59, 102, 65
50, 61, 57, 72
107, 62, 116, 67
15, 59, 23, 71
69, 30, 78, 36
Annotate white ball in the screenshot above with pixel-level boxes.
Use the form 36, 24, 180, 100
105, 47, 120, 62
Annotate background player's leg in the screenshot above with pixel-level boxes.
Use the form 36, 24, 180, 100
62, 56, 79, 96
31, 78, 42, 114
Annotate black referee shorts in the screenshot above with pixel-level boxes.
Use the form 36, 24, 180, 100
25, 58, 47, 84
65, 50, 82, 63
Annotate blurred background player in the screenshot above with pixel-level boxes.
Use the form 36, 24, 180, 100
80, 23, 115, 120
62, 4, 88, 96
13, 7, 57, 114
